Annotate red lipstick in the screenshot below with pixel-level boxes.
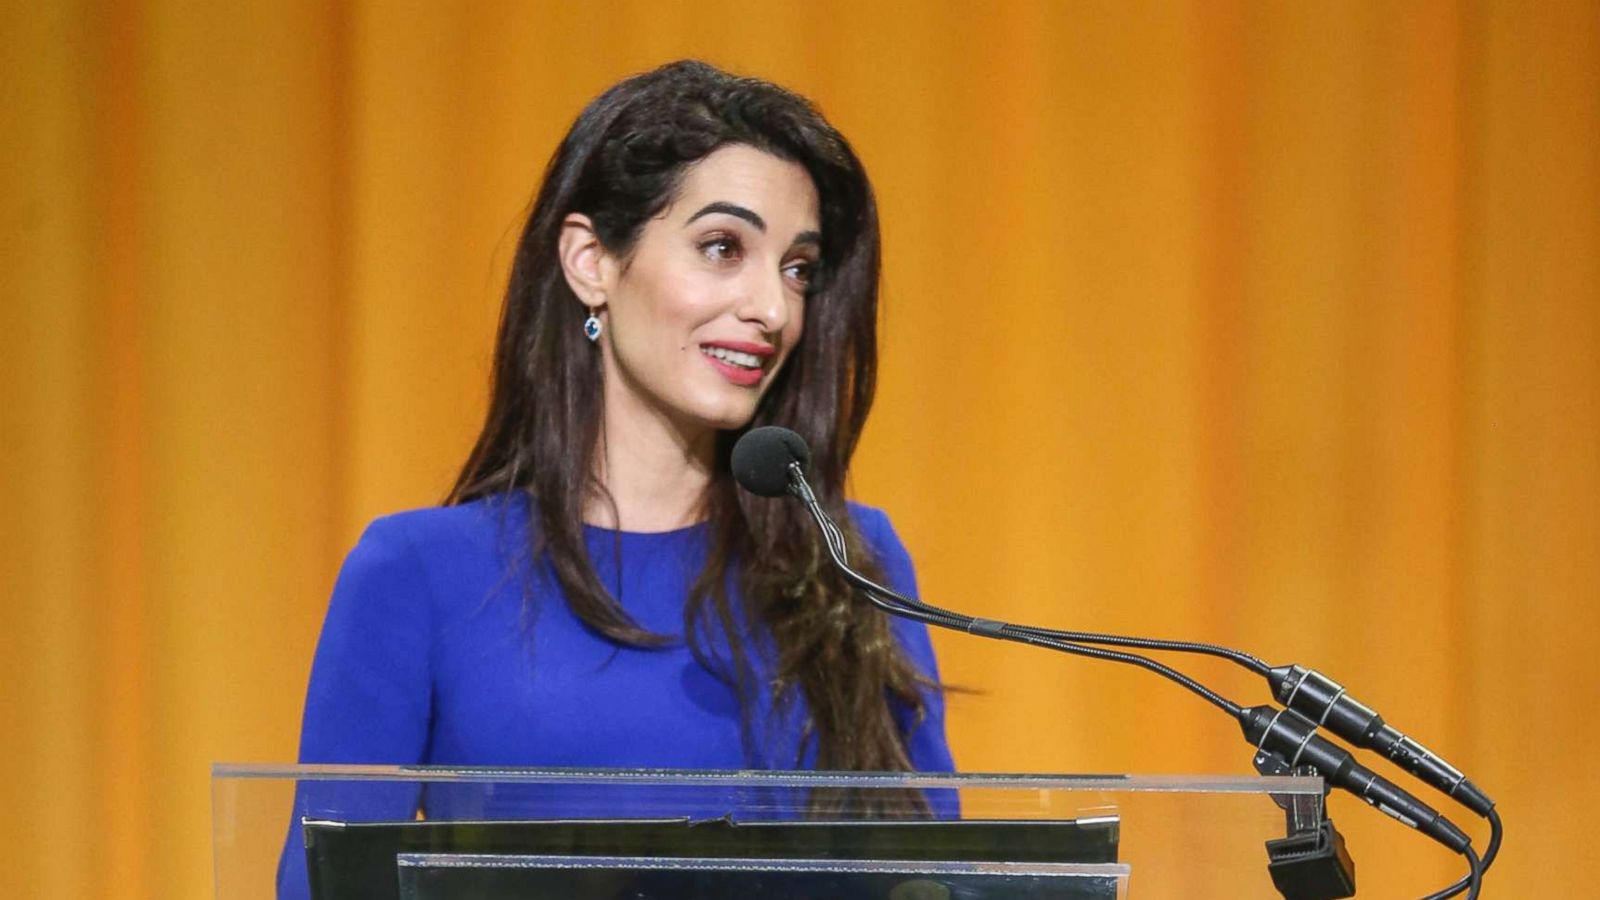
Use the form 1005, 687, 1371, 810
699, 341, 773, 387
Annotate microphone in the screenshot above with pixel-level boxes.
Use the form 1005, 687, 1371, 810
730, 426, 1478, 858
1266, 665, 1493, 817
732, 426, 811, 498
1237, 706, 1468, 853
729, 428, 1494, 821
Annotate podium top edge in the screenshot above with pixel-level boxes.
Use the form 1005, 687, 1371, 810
210, 763, 1324, 794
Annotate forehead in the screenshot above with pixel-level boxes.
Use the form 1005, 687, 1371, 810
671, 144, 820, 229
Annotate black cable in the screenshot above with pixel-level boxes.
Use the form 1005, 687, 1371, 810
821, 487, 1495, 825
1463, 845, 1483, 899
782, 464, 1487, 893
1010, 620, 1271, 672
800, 494, 1245, 716
1421, 807, 1502, 900
745, 431, 1496, 837
817, 493, 1270, 672
993, 622, 1243, 715
1484, 806, 1504, 868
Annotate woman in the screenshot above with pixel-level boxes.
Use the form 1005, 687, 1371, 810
279, 59, 952, 897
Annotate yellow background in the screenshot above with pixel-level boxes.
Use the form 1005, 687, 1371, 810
4, 1, 1596, 896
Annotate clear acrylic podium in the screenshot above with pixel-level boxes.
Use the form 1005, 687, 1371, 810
213, 764, 1323, 899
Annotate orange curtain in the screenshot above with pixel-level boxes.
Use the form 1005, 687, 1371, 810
3, 1, 1595, 896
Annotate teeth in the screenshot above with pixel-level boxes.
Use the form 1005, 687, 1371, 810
701, 346, 762, 369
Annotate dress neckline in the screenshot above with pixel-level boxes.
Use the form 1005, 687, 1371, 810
580, 519, 710, 539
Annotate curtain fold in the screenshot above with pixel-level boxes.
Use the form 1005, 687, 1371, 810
3, 1, 1595, 896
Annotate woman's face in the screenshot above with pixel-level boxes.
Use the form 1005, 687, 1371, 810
596, 144, 820, 436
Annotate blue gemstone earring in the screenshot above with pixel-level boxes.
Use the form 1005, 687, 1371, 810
583, 313, 603, 342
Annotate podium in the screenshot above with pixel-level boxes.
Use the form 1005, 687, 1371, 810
213, 764, 1325, 899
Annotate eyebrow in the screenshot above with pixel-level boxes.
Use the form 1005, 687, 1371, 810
686, 201, 766, 232
686, 202, 822, 248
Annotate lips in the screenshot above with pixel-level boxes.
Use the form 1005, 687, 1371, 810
699, 341, 774, 387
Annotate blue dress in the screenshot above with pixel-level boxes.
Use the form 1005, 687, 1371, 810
277, 493, 954, 898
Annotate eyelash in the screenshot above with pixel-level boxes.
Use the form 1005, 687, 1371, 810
783, 260, 816, 290
698, 234, 818, 291
699, 234, 743, 262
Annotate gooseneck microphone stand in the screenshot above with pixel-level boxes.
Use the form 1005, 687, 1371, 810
731, 426, 1499, 899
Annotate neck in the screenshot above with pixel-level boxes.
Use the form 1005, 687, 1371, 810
585, 386, 717, 533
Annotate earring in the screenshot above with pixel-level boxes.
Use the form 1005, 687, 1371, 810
583, 313, 603, 342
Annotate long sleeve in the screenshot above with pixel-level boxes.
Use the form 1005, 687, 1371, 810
298, 517, 435, 763
852, 505, 957, 776
276, 518, 435, 899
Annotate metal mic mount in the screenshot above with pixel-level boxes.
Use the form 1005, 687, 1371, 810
1254, 749, 1357, 900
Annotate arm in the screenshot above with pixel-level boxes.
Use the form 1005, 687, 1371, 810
277, 517, 435, 900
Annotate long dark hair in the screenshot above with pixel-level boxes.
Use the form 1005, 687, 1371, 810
450, 60, 931, 803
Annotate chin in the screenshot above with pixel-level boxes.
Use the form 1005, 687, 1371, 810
681, 397, 762, 433
696, 409, 760, 433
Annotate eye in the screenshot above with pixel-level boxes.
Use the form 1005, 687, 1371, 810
782, 258, 818, 291
698, 234, 742, 263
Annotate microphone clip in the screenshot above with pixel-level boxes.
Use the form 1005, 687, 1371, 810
784, 461, 818, 503
1255, 750, 1357, 900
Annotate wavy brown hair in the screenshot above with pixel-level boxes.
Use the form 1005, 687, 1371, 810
449, 61, 933, 810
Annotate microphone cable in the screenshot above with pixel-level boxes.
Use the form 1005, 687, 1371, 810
786, 461, 1474, 859
817, 499, 1502, 896
731, 426, 1497, 897
788, 438, 1495, 827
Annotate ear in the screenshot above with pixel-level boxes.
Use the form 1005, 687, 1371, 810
558, 213, 615, 310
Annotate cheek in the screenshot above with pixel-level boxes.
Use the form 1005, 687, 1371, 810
616, 278, 705, 357
654, 275, 726, 340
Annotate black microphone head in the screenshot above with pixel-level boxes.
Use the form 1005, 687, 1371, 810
731, 426, 811, 497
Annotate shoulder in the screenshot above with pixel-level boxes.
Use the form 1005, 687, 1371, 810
354, 494, 526, 567
845, 505, 945, 687
362, 493, 524, 549
846, 501, 913, 568
844, 501, 921, 602
335, 493, 530, 609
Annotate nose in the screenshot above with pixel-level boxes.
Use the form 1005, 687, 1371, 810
734, 268, 790, 334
